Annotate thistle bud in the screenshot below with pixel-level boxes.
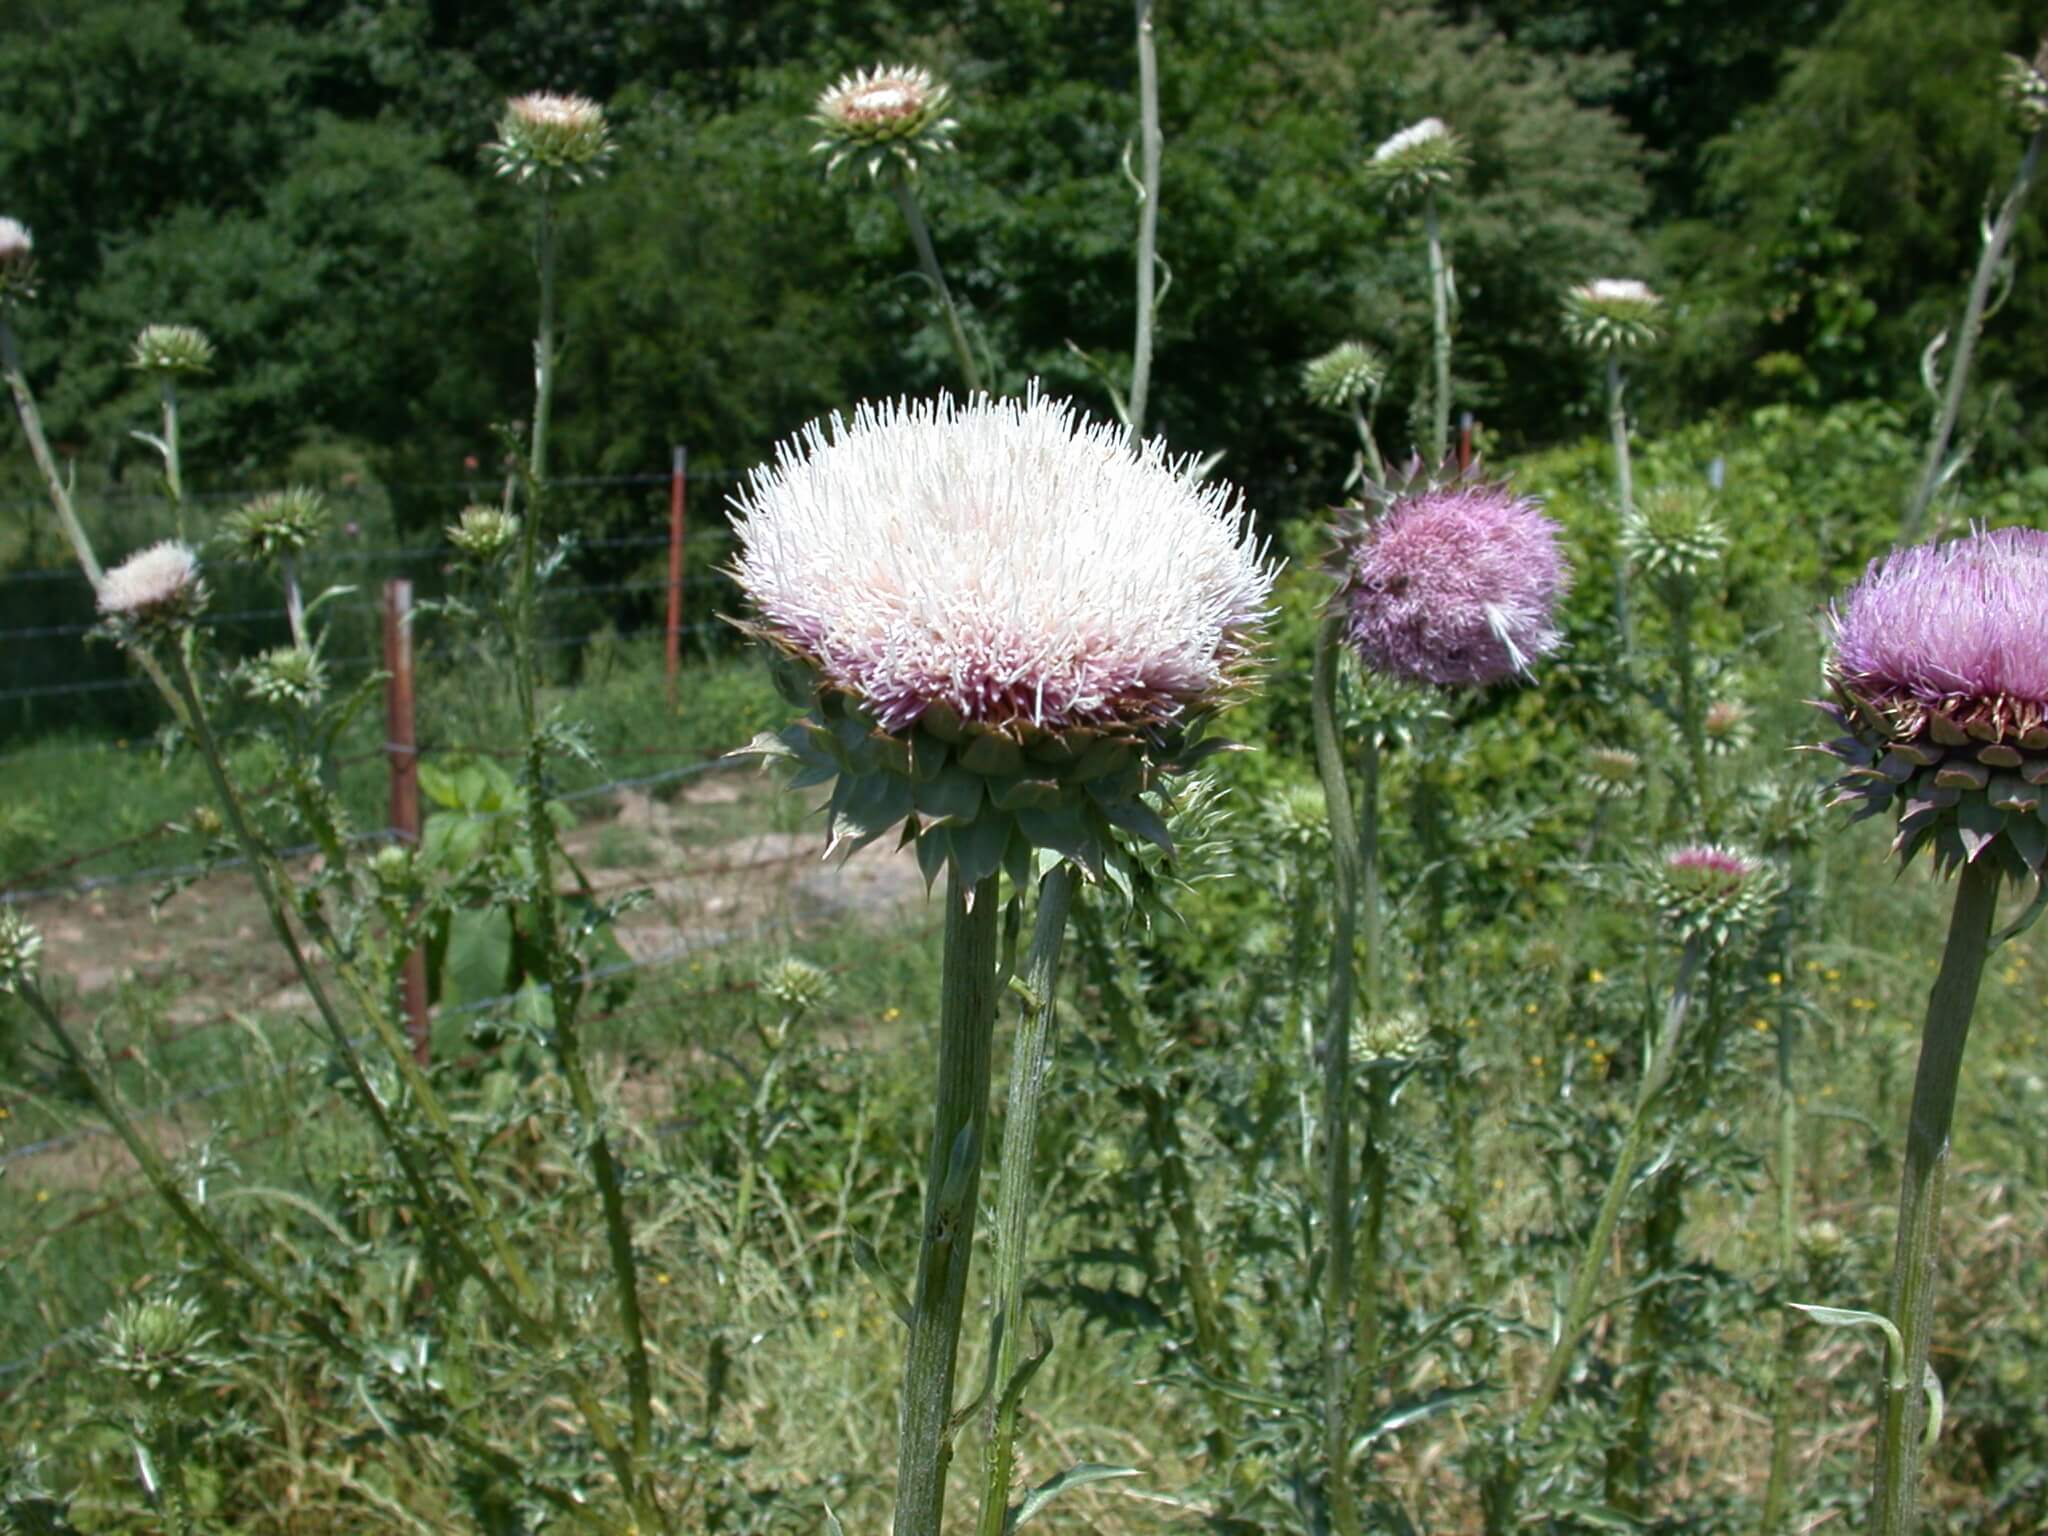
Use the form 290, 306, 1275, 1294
1701, 697, 1755, 758
0, 909, 41, 994
2002, 45, 2048, 133
487, 92, 614, 187
1577, 745, 1644, 802
447, 503, 521, 562
223, 487, 328, 562
1300, 341, 1387, 412
97, 541, 206, 636
1640, 843, 1782, 950
811, 64, 959, 180
1620, 485, 1725, 585
1562, 278, 1665, 352
1362, 117, 1466, 204
0, 217, 36, 304
761, 956, 834, 1018
98, 1294, 220, 1399
239, 645, 327, 710
1797, 1218, 1848, 1265
1352, 1008, 1429, 1066
128, 323, 215, 378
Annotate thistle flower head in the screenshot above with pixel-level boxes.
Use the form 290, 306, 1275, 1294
1362, 117, 1466, 203
1336, 461, 1570, 689
1815, 524, 2048, 880
97, 1294, 220, 1398
812, 63, 958, 180
2003, 45, 2048, 133
1640, 842, 1782, 949
97, 542, 205, 634
1300, 341, 1387, 411
1701, 697, 1756, 757
732, 388, 1275, 887
1621, 485, 1725, 584
129, 323, 214, 377
0, 217, 35, 303
1563, 278, 1665, 352
487, 92, 614, 187
240, 645, 327, 710
447, 503, 522, 562
1352, 1008, 1429, 1067
761, 956, 834, 1017
0, 909, 41, 994
1797, 1218, 1849, 1265
223, 487, 327, 562
1578, 745, 1644, 801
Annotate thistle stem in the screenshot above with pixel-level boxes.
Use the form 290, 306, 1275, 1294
1129, 0, 1162, 439
160, 377, 186, 541
1349, 400, 1386, 490
895, 870, 1002, 1536
1872, 857, 2001, 1536
282, 555, 308, 652
1668, 576, 1714, 835
1424, 190, 1452, 467
1522, 937, 1703, 1434
1760, 968, 1802, 1536
1903, 129, 2044, 541
1606, 355, 1637, 665
1310, 609, 1363, 1536
889, 168, 983, 397
0, 315, 103, 587
977, 864, 1076, 1536
531, 190, 558, 485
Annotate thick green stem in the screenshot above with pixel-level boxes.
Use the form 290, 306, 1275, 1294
1522, 938, 1703, 1434
1903, 130, 2044, 541
895, 871, 1002, 1536
1, 315, 103, 587
1872, 858, 2001, 1536
531, 191, 558, 485
1424, 190, 1452, 467
1349, 400, 1386, 491
1351, 1074, 1391, 1422
160, 377, 186, 541
1310, 610, 1362, 1536
1668, 579, 1714, 835
1760, 977, 1802, 1535
976, 866, 1077, 1536
1606, 355, 1636, 665
1610, 1166, 1684, 1508
889, 169, 983, 397
1129, 0, 1162, 438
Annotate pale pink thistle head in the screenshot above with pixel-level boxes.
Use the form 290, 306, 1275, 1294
98, 541, 206, 632
1339, 470, 1570, 689
1644, 842, 1780, 948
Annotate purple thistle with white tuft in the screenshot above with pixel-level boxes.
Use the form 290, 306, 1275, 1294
1337, 463, 1570, 690
1815, 523, 2048, 880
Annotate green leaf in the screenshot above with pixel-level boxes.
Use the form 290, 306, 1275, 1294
1005, 1464, 1138, 1534
912, 765, 984, 826
823, 1505, 846, 1536
1351, 1384, 1492, 1456
1098, 794, 1174, 855
960, 733, 1023, 776
1788, 1302, 1904, 1386
441, 907, 514, 1008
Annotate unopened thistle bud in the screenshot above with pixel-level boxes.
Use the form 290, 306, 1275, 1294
128, 323, 215, 377
1701, 697, 1755, 758
240, 645, 327, 710
0, 909, 41, 993
223, 487, 328, 562
1620, 484, 1725, 584
487, 92, 614, 187
0, 217, 36, 303
761, 956, 834, 1017
2002, 45, 2048, 133
97, 541, 206, 635
97, 1294, 219, 1398
1797, 1218, 1848, 1265
811, 64, 959, 180
1352, 1008, 1429, 1066
1336, 460, 1571, 689
1641, 843, 1782, 949
1814, 523, 2048, 881
1563, 278, 1665, 352
1578, 745, 1644, 801
1362, 117, 1466, 203
447, 503, 521, 561
1301, 341, 1387, 411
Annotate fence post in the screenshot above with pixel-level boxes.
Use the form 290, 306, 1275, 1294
382, 578, 430, 1064
665, 444, 688, 708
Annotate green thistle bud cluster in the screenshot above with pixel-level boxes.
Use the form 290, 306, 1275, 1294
811, 63, 959, 181
1796, 1218, 1848, 1265
1362, 117, 1467, 203
1577, 745, 1644, 801
761, 956, 834, 1017
1562, 278, 1665, 353
129, 323, 215, 378
184, 804, 225, 839
2003, 47, 2048, 133
1639, 843, 1783, 950
1258, 781, 1330, 856
224, 487, 328, 563
1352, 1008, 1429, 1066
0, 217, 37, 304
1300, 341, 1387, 411
97, 541, 207, 638
0, 909, 41, 993
1621, 485, 1726, 585
239, 645, 327, 710
97, 1294, 220, 1398
487, 92, 615, 187
1700, 697, 1755, 758
447, 503, 522, 562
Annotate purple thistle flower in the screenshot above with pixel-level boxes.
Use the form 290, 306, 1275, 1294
1815, 524, 2048, 879
1642, 842, 1781, 949
1338, 468, 1570, 689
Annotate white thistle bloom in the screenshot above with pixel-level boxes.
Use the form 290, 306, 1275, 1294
811, 63, 959, 180
732, 390, 1274, 736
487, 91, 614, 186
1363, 117, 1467, 202
1563, 277, 1666, 351
98, 541, 205, 628
0, 218, 30, 262
0, 216, 35, 301
1372, 117, 1452, 164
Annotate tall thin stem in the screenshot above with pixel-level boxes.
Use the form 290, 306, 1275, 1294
160, 377, 186, 541
1423, 189, 1452, 467
1668, 577, 1714, 835
1309, 610, 1363, 1536
1872, 858, 2002, 1536
1129, 0, 1163, 439
1902, 130, 2044, 541
1349, 400, 1386, 490
1606, 355, 1637, 665
1760, 965, 1802, 1535
889, 168, 983, 397
895, 870, 1002, 1536
1, 314, 103, 588
977, 865, 1077, 1536
530, 190, 559, 485
1522, 937, 1704, 1434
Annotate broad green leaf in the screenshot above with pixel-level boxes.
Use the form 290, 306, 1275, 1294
1006, 1463, 1138, 1534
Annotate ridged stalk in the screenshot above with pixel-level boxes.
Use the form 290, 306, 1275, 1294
1760, 969, 1802, 1535
889, 168, 982, 397
1, 315, 104, 587
1423, 190, 1452, 466
1606, 355, 1637, 665
1129, 0, 1163, 438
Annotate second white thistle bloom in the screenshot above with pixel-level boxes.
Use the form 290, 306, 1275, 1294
487, 91, 614, 186
1363, 116, 1467, 202
811, 63, 959, 179
0, 216, 34, 302
1563, 277, 1665, 352
97, 541, 206, 633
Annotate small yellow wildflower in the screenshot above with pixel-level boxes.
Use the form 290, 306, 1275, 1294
882, 1006, 902, 1023
1587, 968, 1606, 984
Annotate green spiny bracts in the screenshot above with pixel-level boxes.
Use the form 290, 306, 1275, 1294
1639, 843, 1784, 951
1301, 341, 1387, 412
